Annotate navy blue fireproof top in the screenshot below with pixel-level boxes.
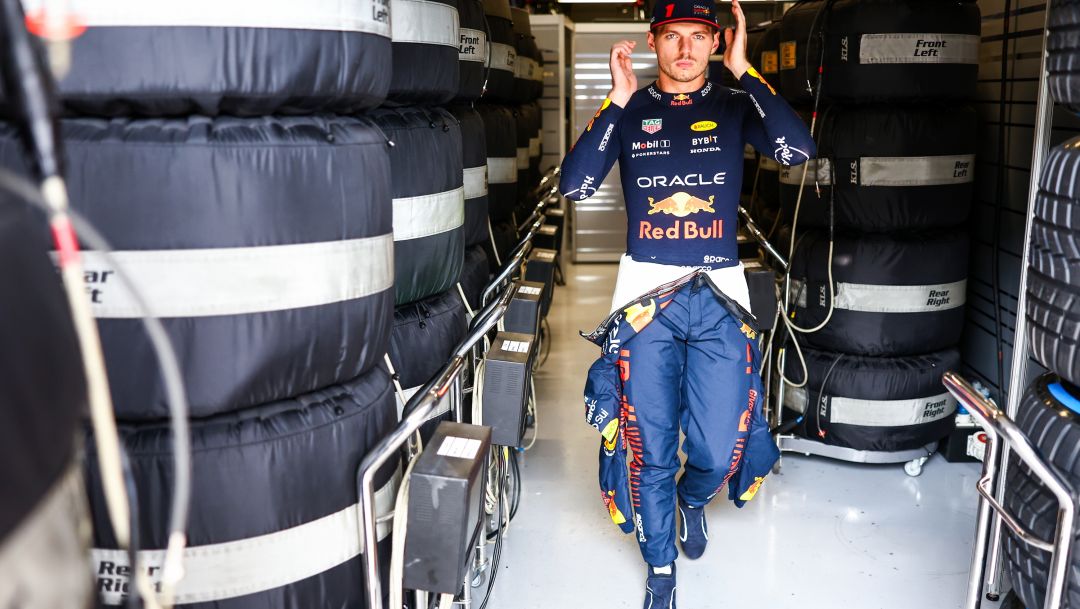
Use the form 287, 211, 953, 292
560, 67, 815, 268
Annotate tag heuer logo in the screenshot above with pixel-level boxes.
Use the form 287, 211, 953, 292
642, 119, 662, 134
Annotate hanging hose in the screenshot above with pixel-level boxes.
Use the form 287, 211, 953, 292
781, 0, 838, 337
488, 218, 503, 266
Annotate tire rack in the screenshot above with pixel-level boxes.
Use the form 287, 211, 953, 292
944, 6, 1078, 609
356, 167, 561, 609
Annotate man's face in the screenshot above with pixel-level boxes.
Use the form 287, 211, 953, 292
648, 23, 720, 84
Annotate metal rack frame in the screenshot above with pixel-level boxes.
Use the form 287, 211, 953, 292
951, 4, 1076, 608
355, 169, 561, 609
946, 374, 1076, 609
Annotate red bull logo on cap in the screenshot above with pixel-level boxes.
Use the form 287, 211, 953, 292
647, 191, 716, 217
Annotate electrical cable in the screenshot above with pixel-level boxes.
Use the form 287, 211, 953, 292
457, 282, 477, 319
0, 167, 191, 608
521, 375, 539, 451
813, 352, 845, 439
508, 450, 522, 522
388, 436, 422, 609
990, 0, 1013, 396
488, 218, 503, 267
537, 318, 552, 368
476, 450, 507, 609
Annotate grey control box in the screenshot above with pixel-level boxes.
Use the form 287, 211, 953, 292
403, 422, 492, 595
504, 281, 544, 337
524, 248, 557, 317
481, 332, 536, 447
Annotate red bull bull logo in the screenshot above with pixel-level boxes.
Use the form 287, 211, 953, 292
746, 66, 777, 96
740, 323, 757, 340
586, 98, 612, 132
670, 93, 693, 107
602, 490, 628, 525
740, 476, 766, 502
647, 192, 716, 217
623, 300, 658, 333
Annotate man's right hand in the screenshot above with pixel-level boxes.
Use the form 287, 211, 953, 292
608, 40, 637, 107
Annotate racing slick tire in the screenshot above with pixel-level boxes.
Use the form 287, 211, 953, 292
779, 0, 981, 104
0, 115, 395, 420
789, 229, 969, 356
386, 0, 460, 105
778, 104, 977, 231
448, 105, 491, 247
782, 346, 959, 451
371, 107, 466, 306
10, 0, 393, 116
389, 289, 469, 439
84, 366, 400, 609
477, 104, 519, 223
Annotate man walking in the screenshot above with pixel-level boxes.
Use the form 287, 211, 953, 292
561, 1, 814, 606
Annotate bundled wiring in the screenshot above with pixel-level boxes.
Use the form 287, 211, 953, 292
475, 449, 508, 609
521, 375, 540, 451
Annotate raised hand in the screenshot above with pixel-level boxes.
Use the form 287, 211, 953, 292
608, 40, 638, 107
723, 0, 751, 79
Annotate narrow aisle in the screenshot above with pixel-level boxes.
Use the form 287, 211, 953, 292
488, 261, 986, 609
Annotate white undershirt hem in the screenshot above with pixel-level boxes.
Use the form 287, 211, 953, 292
609, 255, 751, 315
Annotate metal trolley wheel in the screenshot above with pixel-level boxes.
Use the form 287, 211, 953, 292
904, 456, 929, 478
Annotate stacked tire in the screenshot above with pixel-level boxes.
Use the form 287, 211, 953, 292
1004, 8, 1080, 601
0, 3, 403, 607
474, 4, 546, 268
379, 0, 491, 441
780, 0, 979, 455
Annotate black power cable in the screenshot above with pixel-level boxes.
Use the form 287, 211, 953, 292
476, 451, 507, 609
990, 0, 1013, 399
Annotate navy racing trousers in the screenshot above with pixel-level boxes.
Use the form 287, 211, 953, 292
584, 272, 780, 567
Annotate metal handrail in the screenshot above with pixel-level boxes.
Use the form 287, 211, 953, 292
738, 205, 788, 271
356, 283, 517, 609
980, 5, 1056, 602
516, 183, 560, 234
483, 222, 542, 306
943, 371, 1077, 609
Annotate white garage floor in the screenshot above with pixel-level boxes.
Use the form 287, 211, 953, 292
484, 261, 993, 609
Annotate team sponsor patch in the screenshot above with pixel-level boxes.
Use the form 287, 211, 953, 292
642, 118, 662, 134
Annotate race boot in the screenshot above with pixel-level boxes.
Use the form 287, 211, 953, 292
677, 498, 708, 560
644, 562, 676, 609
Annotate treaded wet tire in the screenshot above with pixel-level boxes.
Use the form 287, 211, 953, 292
1049, 0, 1080, 112
1028, 138, 1080, 385
1002, 374, 1080, 609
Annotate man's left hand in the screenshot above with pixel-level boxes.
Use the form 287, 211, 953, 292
723, 0, 752, 80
